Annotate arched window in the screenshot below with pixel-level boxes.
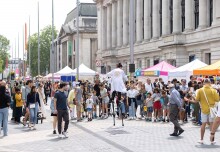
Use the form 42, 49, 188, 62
181, 0, 185, 32
194, 0, 199, 29
210, 0, 213, 26
159, 0, 162, 36
170, 0, 173, 33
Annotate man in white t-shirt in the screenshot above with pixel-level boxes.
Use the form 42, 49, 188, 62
145, 78, 154, 94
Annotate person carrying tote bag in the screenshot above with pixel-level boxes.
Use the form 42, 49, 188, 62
27, 86, 41, 130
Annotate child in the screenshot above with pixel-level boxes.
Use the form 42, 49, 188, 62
92, 90, 99, 119
86, 94, 94, 121
14, 87, 24, 123
160, 91, 170, 122
145, 93, 153, 122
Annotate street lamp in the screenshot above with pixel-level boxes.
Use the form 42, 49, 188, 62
129, 0, 135, 80
76, 0, 80, 81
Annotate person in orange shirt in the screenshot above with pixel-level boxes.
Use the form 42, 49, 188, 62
15, 88, 24, 124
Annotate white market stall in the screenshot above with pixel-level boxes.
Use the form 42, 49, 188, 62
72, 64, 97, 81
55, 66, 75, 76
168, 59, 207, 82
44, 73, 61, 81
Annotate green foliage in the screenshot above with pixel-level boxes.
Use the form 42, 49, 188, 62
27, 25, 57, 76
0, 35, 10, 72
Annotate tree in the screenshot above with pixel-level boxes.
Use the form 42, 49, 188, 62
0, 35, 10, 73
27, 25, 57, 76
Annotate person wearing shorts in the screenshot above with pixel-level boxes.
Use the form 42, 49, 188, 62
86, 94, 94, 121
194, 78, 219, 144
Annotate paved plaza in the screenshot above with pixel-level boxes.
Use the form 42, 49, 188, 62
1, 104, 220, 152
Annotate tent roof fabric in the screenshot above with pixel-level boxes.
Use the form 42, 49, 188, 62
193, 60, 220, 75
55, 66, 75, 76
143, 61, 176, 72
72, 63, 97, 76
169, 59, 207, 77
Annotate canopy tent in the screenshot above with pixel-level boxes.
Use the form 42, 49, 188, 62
55, 66, 75, 76
142, 61, 176, 76
72, 63, 97, 76
169, 59, 207, 81
44, 73, 61, 79
193, 60, 220, 75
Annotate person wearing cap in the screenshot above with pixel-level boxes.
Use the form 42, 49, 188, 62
168, 83, 184, 136
194, 78, 219, 144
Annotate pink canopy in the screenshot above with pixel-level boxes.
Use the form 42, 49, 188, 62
143, 61, 176, 76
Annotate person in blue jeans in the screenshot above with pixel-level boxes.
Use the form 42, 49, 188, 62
27, 86, 41, 130
0, 85, 11, 136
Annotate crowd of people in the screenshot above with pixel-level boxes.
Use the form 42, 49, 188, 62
0, 63, 220, 144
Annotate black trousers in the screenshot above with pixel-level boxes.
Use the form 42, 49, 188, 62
111, 91, 122, 101
169, 104, 183, 134
57, 110, 69, 134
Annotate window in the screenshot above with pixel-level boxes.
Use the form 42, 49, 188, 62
146, 59, 150, 68
189, 55, 195, 62
138, 59, 142, 68
205, 53, 211, 65
170, 0, 173, 33
181, 0, 185, 32
150, 0, 153, 38
159, 0, 162, 36
154, 59, 159, 65
210, 0, 213, 26
194, 0, 199, 29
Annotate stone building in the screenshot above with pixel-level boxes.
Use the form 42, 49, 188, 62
51, 3, 98, 73
95, 0, 220, 74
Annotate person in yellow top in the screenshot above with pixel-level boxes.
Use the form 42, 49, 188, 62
15, 88, 24, 123
68, 88, 75, 120
194, 78, 219, 144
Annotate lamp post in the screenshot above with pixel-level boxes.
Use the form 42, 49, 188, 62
129, 0, 135, 80
52, 0, 55, 83
76, 0, 80, 81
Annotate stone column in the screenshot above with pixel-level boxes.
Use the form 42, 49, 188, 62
144, 0, 151, 41
199, 0, 208, 29
173, 0, 181, 34
107, 4, 112, 49
152, 0, 160, 39
212, 0, 220, 26
97, 6, 102, 50
112, 1, 117, 48
102, 6, 107, 50
123, 0, 129, 46
162, 0, 170, 35
117, 0, 123, 47
185, 0, 194, 32
136, 0, 143, 43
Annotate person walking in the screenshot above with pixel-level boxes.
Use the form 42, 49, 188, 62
75, 84, 84, 122
168, 83, 184, 136
0, 85, 11, 136
22, 80, 33, 126
210, 101, 220, 144
27, 86, 41, 130
194, 78, 219, 144
14, 88, 24, 124
54, 82, 70, 138
38, 84, 46, 118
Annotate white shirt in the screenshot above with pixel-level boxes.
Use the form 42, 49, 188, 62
86, 98, 94, 109
107, 68, 128, 93
127, 89, 139, 98
145, 83, 154, 93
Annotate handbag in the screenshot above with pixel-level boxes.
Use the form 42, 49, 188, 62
30, 93, 36, 109
202, 88, 218, 118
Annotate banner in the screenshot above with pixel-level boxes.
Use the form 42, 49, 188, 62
68, 41, 73, 56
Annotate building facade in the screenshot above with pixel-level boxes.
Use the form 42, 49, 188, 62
51, 3, 98, 73
95, 0, 220, 74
